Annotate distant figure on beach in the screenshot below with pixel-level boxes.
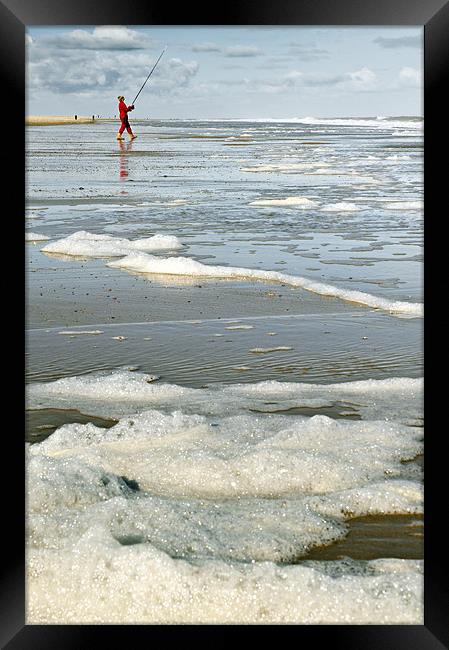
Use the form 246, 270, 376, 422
117, 96, 137, 141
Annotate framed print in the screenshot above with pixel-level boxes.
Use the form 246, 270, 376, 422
2, 0, 448, 645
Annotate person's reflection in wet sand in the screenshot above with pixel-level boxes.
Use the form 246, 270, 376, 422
118, 140, 133, 182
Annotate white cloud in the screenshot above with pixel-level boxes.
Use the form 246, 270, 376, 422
374, 36, 421, 49
288, 45, 330, 60
302, 73, 347, 87
224, 46, 262, 57
348, 67, 378, 89
399, 67, 421, 86
190, 43, 263, 57
45, 26, 152, 50
255, 69, 365, 93
191, 42, 221, 52
27, 49, 198, 98
283, 70, 304, 83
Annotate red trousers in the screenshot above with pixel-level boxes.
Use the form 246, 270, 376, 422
119, 117, 133, 135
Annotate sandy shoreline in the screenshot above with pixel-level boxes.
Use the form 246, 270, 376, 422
26, 249, 356, 328
26, 115, 96, 126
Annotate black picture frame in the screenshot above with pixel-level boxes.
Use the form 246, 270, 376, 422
4, 0, 448, 646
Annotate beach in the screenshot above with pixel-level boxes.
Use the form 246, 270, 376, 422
25, 116, 423, 624
26, 115, 97, 126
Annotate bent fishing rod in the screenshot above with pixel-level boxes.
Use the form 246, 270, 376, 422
131, 47, 167, 105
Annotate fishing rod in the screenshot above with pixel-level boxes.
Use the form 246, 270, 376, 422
131, 47, 167, 105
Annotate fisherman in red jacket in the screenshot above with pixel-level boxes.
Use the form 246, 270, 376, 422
117, 95, 137, 141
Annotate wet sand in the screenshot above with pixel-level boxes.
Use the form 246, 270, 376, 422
27, 242, 359, 328
26, 115, 95, 126
303, 513, 423, 561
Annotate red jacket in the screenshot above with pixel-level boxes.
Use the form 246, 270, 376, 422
119, 100, 133, 120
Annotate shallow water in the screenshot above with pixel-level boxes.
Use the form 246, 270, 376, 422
26, 312, 422, 387
27, 117, 423, 302
26, 117, 423, 624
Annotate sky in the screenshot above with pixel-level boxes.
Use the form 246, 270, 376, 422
26, 26, 423, 119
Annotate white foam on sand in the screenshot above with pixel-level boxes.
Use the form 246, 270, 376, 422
27, 371, 423, 424
385, 155, 412, 161
241, 162, 329, 173
29, 409, 422, 501
159, 199, 188, 207
225, 325, 254, 330
26, 372, 423, 623
27, 538, 423, 624
26, 232, 50, 241
58, 330, 103, 336
249, 346, 293, 353
34, 408, 420, 502
106, 253, 423, 317
249, 196, 318, 208
321, 202, 361, 212
382, 201, 423, 211
41, 231, 183, 258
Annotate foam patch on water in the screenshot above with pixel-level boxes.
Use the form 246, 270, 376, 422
383, 201, 423, 211
41, 231, 183, 257
27, 541, 423, 623
27, 371, 423, 425
27, 454, 137, 514
27, 451, 348, 559
29, 408, 422, 499
28, 416, 422, 543
27, 370, 423, 623
241, 162, 329, 173
321, 202, 360, 212
26, 232, 50, 241
27, 448, 421, 564
58, 330, 103, 336
215, 116, 422, 129
106, 253, 423, 317
158, 199, 188, 207
294, 116, 423, 131
225, 325, 254, 330
249, 197, 318, 208
249, 346, 293, 353
27, 433, 423, 623
385, 155, 413, 161
308, 480, 423, 519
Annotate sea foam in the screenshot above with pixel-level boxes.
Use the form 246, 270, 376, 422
27, 371, 423, 424
107, 253, 423, 317
27, 542, 423, 624
27, 371, 423, 623
26, 232, 50, 241
321, 202, 360, 212
249, 196, 318, 208
241, 162, 329, 173
41, 231, 183, 258
383, 201, 423, 211
29, 409, 422, 498
294, 116, 423, 130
